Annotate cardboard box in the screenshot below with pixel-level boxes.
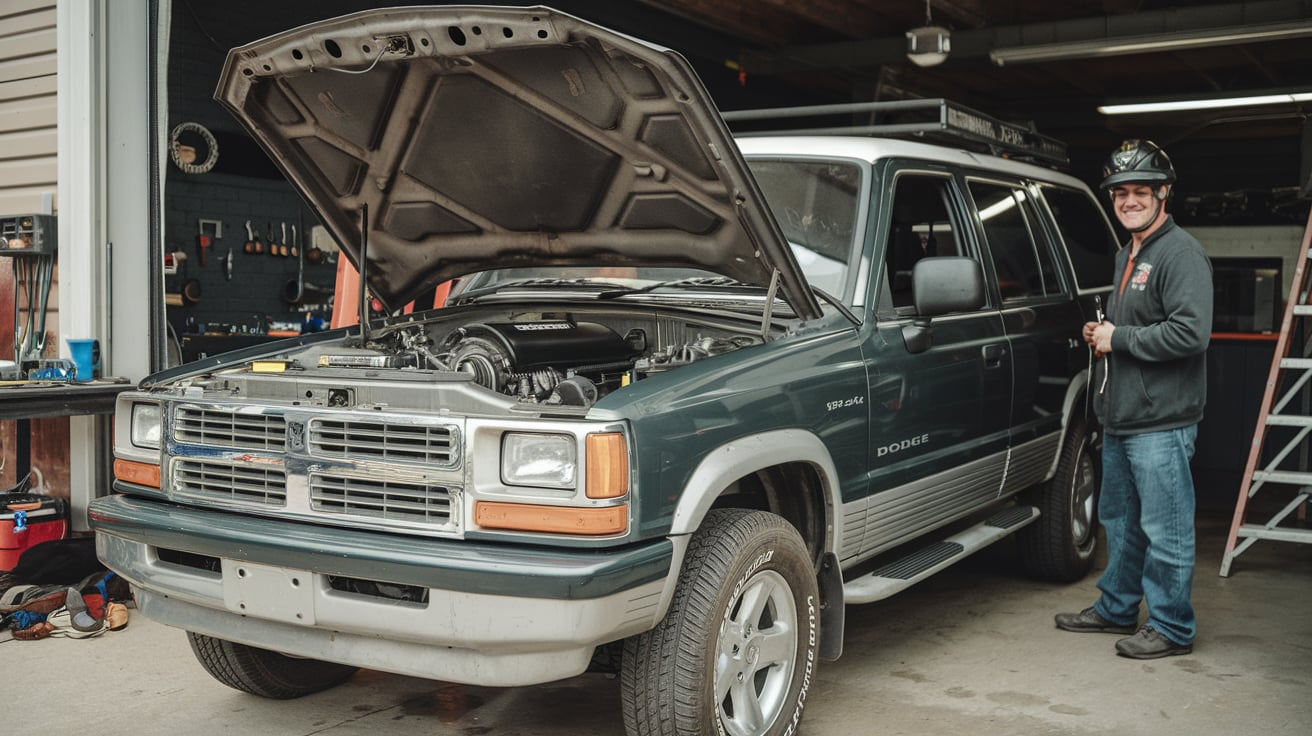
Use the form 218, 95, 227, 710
1, 494, 68, 571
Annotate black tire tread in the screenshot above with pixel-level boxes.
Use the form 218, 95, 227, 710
1018, 415, 1098, 582
621, 508, 815, 736
187, 632, 357, 699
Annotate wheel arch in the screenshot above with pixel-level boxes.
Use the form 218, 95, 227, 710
1050, 367, 1096, 478
668, 428, 840, 562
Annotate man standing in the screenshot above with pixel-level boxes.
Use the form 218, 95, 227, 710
1055, 139, 1212, 659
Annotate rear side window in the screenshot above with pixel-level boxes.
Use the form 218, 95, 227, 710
1039, 185, 1119, 290
968, 180, 1062, 301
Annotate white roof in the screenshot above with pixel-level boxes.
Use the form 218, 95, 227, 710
734, 135, 1090, 190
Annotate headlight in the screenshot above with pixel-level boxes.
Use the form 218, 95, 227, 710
502, 433, 576, 489
130, 403, 162, 449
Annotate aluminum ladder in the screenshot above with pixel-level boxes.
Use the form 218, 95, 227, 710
1220, 208, 1312, 576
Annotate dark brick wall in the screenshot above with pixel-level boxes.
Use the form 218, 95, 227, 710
164, 4, 342, 340
162, 173, 337, 336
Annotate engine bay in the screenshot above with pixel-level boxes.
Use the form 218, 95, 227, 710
185, 307, 769, 411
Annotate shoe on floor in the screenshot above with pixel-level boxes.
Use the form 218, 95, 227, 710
62, 588, 105, 632
1054, 606, 1138, 634
1115, 626, 1193, 659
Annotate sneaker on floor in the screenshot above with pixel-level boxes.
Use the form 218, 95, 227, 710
1115, 626, 1192, 659
1054, 606, 1137, 634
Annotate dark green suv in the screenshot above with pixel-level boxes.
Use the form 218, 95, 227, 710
91, 6, 1119, 736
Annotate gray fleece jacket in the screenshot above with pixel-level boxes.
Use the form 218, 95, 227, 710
1092, 216, 1213, 435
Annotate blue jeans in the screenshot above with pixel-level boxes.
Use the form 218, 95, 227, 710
1092, 425, 1197, 645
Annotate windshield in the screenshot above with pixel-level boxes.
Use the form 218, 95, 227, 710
454, 159, 863, 302
748, 158, 862, 297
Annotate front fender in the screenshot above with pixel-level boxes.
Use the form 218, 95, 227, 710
668, 428, 841, 553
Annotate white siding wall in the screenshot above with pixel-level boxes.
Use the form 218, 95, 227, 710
1194, 225, 1306, 300
0, 0, 57, 216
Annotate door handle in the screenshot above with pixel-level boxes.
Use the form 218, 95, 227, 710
983, 343, 1007, 369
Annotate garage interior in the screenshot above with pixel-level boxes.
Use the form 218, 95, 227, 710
3, 1, 1312, 734
153, 0, 1312, 508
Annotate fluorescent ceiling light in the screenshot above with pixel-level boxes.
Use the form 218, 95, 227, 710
1099, 91, 1312, 115
990, 20, 1312, 66
978, 191, 1025, 222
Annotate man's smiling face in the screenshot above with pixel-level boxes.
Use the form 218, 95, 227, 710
1110, 183, 1165, 233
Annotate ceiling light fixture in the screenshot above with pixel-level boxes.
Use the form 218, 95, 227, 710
907, 0, 950, 68
1099, 90, 1312, 115
989, 19, 1312, 66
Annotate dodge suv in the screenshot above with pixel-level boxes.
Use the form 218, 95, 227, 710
91, 6, 1119, 736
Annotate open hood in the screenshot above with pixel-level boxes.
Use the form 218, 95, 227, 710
215, 5, 821, 318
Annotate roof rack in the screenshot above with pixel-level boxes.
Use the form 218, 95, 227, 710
722, 98, 1068, 167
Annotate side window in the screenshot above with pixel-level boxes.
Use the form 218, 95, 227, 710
884, 173, 962, 309
1039, 185, 1119, 290
969, 180, 1061, 301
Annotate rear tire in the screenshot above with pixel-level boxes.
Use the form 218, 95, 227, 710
187, 632, 358, 699
621, 509, 819, 736
1019, 415, 1100, 582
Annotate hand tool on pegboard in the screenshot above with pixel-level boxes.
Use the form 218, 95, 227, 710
197, 218, 222, 267
243, 220, 259, 253
267, 221, 280, 257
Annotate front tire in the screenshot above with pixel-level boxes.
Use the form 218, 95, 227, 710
187, 632, 358, 699
1019, 415, 1100, 581
621, 509, 819, 736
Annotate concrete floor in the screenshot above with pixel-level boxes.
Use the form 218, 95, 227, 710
5, 510, 1310, 736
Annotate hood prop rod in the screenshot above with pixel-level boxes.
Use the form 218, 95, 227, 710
760, 268, 779, 342
358, 204, 370, 344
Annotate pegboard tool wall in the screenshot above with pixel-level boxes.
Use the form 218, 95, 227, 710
163, 174, 337, 336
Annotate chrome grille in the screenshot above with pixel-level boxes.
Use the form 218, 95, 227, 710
308, 418, 458, 466
173, 459, 286, 506
310, 474, 455, 526
175, 407, 286, 452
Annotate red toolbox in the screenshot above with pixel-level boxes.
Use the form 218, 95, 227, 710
1, 494, 68, 571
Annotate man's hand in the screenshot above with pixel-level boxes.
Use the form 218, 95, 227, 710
1082, 321, 1099, 347
1091, 321, 1115, 356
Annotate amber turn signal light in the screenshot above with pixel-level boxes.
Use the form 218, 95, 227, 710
585, 432, 629, 499
475, 501, 627, 535
114, 458, 161, 488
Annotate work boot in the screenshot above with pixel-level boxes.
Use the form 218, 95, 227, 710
1054, 606, 1137, 634
1115, 626, 1192, 659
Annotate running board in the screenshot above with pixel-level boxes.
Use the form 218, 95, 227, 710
842, 505, 1040, 605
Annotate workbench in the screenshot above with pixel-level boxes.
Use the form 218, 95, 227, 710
0, 378, 133, 489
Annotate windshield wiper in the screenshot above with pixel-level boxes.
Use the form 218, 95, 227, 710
453, 278, 613, 304
597, 276, 753, 300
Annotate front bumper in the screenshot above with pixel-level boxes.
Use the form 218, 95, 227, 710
91, 494, 674, 686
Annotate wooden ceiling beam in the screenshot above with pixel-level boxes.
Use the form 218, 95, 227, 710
925, 0, 990, 28
753, 0, 886, 38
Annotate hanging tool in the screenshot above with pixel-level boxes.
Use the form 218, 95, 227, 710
244, 220, 255, 253
197, 218, 222, 267
267, 221, 279, 257
224, 248, 234, 280
283, 224, 305, 304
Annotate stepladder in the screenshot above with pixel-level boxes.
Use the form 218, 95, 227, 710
1220, 208, 1312, 576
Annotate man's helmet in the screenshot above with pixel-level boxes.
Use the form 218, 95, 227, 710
1100, 139, 1176, 190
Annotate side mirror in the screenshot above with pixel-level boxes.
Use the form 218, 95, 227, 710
902, 257, 986, 353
